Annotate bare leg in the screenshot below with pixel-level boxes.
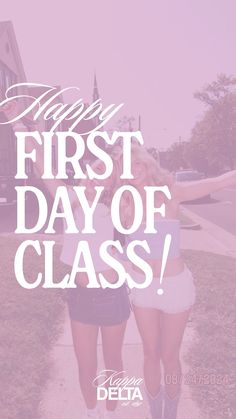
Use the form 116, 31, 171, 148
161, 309, 190, 398
101, 321, 127, 412
133, 305, 162, 396
70, 320, 99, 409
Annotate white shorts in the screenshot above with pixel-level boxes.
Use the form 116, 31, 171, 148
129, 265, 196, 313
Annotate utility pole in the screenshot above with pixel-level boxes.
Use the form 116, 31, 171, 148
138, 115, 141, 131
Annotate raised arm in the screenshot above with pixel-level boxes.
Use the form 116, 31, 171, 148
173, 170, 236, 203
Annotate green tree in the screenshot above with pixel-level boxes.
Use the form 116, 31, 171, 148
147, 147, 159, 162
190, 74, 236, 174
117, 115, 136, 131
160, 141, 188, 172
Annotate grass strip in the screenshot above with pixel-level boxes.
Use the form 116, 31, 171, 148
0, 236, 66, 419
183, 250, 236, 419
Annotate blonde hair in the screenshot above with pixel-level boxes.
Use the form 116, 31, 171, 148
131, 145, 173, 186
71, 148, 123, 213
119, 145, 174, 226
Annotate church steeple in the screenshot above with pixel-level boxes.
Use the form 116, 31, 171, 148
93, 73, 100, 102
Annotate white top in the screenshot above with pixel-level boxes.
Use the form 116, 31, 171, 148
60, 189, 114, 271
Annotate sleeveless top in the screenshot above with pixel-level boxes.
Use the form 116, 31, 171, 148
121, 219, 181, 260
60, 189, 114, 271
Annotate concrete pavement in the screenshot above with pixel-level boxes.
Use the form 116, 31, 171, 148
39, 208, 236, 419
39, 308, 202, 419
39, 232, 233, 418
185, 188, 236, 236
182, 206, 236, 258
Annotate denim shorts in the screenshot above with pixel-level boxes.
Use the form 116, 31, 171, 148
66, 284, 131, 326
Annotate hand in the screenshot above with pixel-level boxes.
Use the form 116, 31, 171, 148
1, 100, 19, 122
2, 100, 36, 130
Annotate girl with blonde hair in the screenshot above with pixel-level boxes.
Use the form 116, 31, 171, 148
120, 144, 236, 419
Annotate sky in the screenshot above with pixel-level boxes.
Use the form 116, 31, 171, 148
1, 0, 236, 148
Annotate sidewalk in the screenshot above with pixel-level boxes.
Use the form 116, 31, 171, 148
40, 211, 236, 419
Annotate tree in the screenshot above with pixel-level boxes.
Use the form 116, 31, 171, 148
117, 115, 136, 131
190, 74, 236, 173
147, 147, 159, 162
159, 141, 189, 172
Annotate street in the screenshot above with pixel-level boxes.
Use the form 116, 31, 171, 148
185, 188, 236, 236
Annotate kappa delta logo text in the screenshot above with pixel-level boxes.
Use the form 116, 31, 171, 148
93, 370, 143, 406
